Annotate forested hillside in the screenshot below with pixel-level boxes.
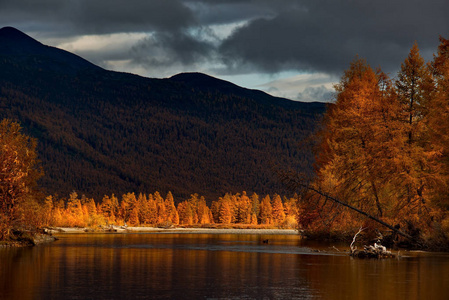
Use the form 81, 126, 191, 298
0, 27, 325, 202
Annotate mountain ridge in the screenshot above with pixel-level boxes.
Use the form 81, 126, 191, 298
0, 27, 326, 202
0, 26, 102, 74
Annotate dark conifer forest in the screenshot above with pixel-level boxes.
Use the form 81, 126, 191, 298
0, 27, 325, 202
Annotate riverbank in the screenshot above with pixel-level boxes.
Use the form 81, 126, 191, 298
48, 226, 299, 235
0, 230, 57, 248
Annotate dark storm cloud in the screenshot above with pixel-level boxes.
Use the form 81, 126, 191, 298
0, 0, 196, 36
1, 0, 448, 77
219, 0, 449, 75
76, 1, 195, 34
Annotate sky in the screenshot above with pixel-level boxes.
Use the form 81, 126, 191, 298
1, 0, 448, 102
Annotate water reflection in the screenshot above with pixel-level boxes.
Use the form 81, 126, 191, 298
1, 233, 448, 299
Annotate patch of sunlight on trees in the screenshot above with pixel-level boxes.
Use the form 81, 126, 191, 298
35, 191, 299, 229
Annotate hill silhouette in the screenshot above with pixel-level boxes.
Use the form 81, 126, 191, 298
0, 26, 326, 202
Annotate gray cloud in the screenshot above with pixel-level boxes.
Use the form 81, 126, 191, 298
219, 0, 449, 75
1, 0, 449, 80
0, 0, 196, 36
296, 86, 334, 103
130, 30, 214, 69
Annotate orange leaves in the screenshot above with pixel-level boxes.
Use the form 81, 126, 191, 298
0, 119, 42, 238
310, 39, 449, 239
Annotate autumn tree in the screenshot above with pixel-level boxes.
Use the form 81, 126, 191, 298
235, 192, 252, 224
271, 194, 286, 225
0, 119, 42, 239
428, 36, 449, 210
165, 192, 179, 224
311, 58, 405, 225
250, 193, 260, 225
294, 58, 412, 236
100, 194, 118, 224
210, 200, 220, 223
137, 193, 150, 225
259, 195, 272, 224
41, 196, 54, 227
177, 201, 194, 225
196, 196, 211, 224
119, 192, 137, 225
218, 196, 232, 224
66, 191, 85, 227
146, 194, 158, 224
395, 43, 438, 212
154, 192, 167, 224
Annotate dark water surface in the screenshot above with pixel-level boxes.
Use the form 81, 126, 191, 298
1, 233, 448, 299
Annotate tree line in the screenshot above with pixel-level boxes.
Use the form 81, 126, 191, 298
37, 191, 298, 229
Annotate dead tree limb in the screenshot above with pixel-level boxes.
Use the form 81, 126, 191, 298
350, 226, 364, 252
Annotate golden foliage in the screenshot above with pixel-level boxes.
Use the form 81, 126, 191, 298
307, 39, 449, 241
0, 119, 42, 239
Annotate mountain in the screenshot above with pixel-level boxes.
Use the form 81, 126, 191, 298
0, 27, 327, 202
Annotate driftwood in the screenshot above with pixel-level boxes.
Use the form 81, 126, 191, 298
349, 227, 395, 259
350, 243, 396, 259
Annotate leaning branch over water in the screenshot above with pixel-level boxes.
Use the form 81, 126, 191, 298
280, 172, 415, 241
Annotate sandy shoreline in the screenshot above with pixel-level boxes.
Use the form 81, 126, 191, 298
49, 226, 299, 235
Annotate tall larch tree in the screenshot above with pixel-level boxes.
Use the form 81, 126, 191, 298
218, 196, 232, 224
259, 195, 272, 224
271, 194, 286, 225
147, 194, 158, 224
100, 195, 117, 224
154, 192, 167, 224
66, 191, 84, 227
120, 193, 137, 224
177, 201, 193, 225
395, 42, 438, 212
165, 192, 179, 224
0, 119, 42, 239
137, 193, 150, 225
429, 36, 449, 209
314, 58, 401, 221
197, 196, 211, 224
250, 193, 260, 224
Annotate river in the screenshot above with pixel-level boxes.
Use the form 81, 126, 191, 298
1, 232, 448, 299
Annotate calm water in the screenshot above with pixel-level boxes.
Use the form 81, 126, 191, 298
1, 233, 449, 300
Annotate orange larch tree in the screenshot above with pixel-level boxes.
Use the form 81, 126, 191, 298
259, 195, 272, 225
429, 36, 449, 210
0, 119, 42, 239
271, 194, 286, 225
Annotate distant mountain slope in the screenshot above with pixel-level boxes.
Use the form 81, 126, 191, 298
0, 26, 101, 75
0, 27, 326, 202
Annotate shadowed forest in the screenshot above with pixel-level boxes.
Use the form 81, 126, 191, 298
0, 26, 325, 201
